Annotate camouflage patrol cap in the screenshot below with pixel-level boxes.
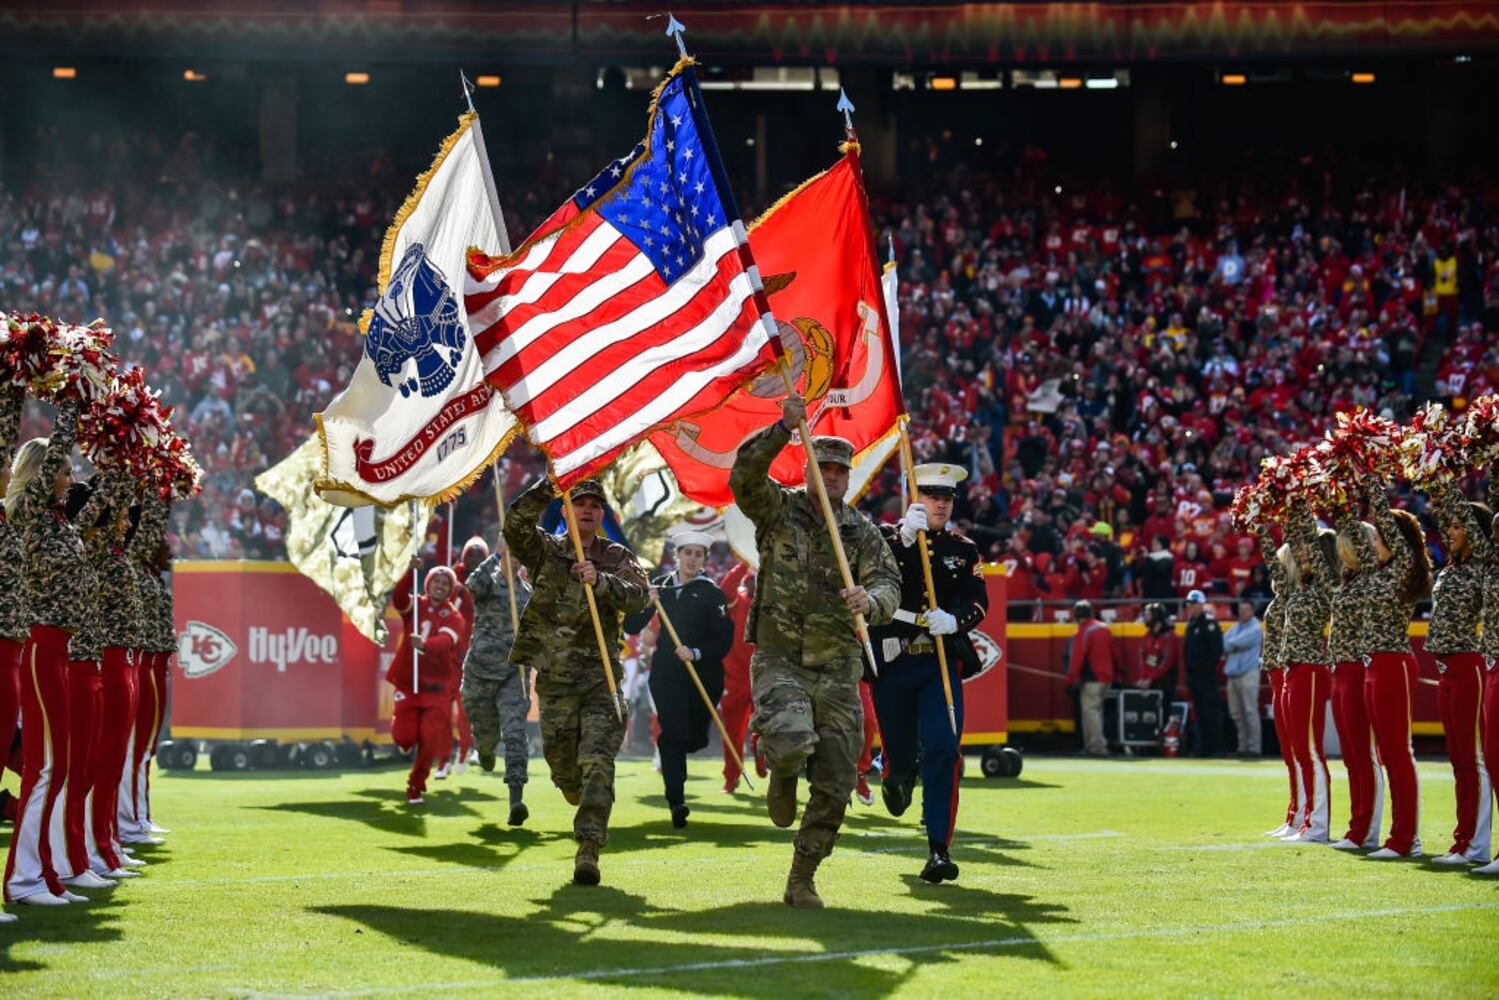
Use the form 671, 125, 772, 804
811, 436, 854, 469
570, 479, 607, 504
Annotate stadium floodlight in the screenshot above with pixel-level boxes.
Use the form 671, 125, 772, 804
345, 72, 370, 85
1085, 77, 1118, 90
1220, 73, 1247, 86
476, 75, 500, 88
52, 67, 76, 79
929, 75, 957, 91
1351, 71, 1376, 84
1058, 77, 1083, 89
183, 70, 207, 82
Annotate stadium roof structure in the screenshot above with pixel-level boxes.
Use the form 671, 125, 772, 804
1, 1, 1497, 65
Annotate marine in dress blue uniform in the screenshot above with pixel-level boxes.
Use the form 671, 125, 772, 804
869, 463, 988, 883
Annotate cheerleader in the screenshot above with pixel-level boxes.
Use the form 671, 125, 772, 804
1357, 483, 1432, 859
0, 387, 28, 845
2, 398, 96, 906
1326, 504, 1384, 850
121, 495, 173, 844
1425, 481, 1493, 865
1277, 502, 1337, 843
1253, 523, 1302, 838
1477, 503, 1499, 875
388, 566, 466, 804
82, 473, 146, 879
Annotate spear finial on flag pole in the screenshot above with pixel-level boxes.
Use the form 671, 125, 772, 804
887, 232, 895, 266
665, 12, 689, 58
836, 87, 856, 137
459, 70, 477, 113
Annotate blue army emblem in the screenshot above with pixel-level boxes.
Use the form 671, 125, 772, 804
365, 243, 466, 398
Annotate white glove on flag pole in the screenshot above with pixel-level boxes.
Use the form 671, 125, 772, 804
317, 102, 518, 508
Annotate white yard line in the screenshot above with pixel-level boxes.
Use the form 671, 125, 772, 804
251, 900, 1499, 997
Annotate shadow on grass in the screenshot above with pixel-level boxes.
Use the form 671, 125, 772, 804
314, 875, 1067, 995
0, 890, 128, 974
253, 786, 501, 839
388, 826, 567, 870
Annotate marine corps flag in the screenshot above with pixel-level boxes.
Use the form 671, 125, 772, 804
257, 435, 431, 643
650, 146, 903, 508
316, 112, 518, 507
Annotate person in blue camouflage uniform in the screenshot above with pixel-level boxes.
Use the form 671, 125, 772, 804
504, 476, 648, 886
460, 536, 533, 826
730, 394, 901, 909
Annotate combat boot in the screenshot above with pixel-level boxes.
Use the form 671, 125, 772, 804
782, 851, 824, 909
767, 770, 798, 828
573, 841, 602, 886
477, 749, 496, 772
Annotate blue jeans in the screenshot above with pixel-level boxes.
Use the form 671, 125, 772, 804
871, 653, 966, 846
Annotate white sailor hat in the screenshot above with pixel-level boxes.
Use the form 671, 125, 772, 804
673, 530, 715, 552
913, 463, 968, 496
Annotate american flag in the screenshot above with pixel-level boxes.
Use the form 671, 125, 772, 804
465, 70, 778, 486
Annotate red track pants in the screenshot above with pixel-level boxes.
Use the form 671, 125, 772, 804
392, 690, 452, 796
124, 650, 166, 840
90, 647, 138, 871
0, 637, 21, 780
4, 625, 74, 901
1331, 661, 1384, 847
1285, 664, 1331, 839
719, 676, 753, 786
1268, 669, 1303, 827
856, 679, 880, 774
63, 658, 106, 878
1364, 652, 1422, 856
1437, 653, 1491, 860
1485, 661, 1499, 859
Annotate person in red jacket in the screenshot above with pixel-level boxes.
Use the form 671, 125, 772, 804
1133, 601, 1183, 702
1065, 600, 1118, 756
718, 560, 757, 793
442, 538, 485, 778
388, 566, 466, 805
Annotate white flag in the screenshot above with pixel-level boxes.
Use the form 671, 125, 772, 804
316, 113, 517, 507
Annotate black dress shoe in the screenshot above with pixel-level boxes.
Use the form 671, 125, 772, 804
881, 775, 910, 817
919, 848, 959, 884
670, 804, 690, 829
507, 802, 529, 827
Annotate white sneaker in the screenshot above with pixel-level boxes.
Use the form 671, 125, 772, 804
105, 867, 141, 879
65, 872, 115, 889
58, 891, 88, 902
454, 762, 468, 775
1367, 847, 1415, 860
16, 892, 69, 906
120, 856, 147, 868
1329, 838, 1362, 851
466, 749, 480, 764
1284, 831, 1329, 844
1471, 859, 1499, 875
0, 911, 16, 923
147, 823, 171, 836
1266, 823, 1292, 838
434, 762, 451, 780
1431, 852, 1470, 866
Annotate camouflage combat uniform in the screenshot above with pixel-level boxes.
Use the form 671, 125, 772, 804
504, 478, 648, 848
0, 386, 30, 644
729, 422, 901, 864
460, 549, 533, 786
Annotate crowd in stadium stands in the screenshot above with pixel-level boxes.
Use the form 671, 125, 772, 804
2, 129, 1496, 619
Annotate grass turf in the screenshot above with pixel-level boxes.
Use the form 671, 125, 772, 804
2, 755, 1496, 997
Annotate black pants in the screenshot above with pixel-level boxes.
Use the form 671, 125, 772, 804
650, 658, 724, 808
1187, 674, 1223, 757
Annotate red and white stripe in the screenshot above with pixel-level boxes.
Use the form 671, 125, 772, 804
466, 215, 775, 484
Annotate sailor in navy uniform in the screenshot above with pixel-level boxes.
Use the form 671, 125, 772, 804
869, 463, 989, 883
623, 530, 734, 829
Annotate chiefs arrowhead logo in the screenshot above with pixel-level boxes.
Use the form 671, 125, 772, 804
177, 620, 238, 679
962, 630, 1003, 683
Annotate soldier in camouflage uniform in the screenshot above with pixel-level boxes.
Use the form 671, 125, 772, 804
504, 476, 647, 886
729, 395, 901, 909
460, 537, 533, 827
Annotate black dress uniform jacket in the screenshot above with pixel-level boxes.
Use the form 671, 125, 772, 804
868, 524, 989, 678
623, 573, 734, 753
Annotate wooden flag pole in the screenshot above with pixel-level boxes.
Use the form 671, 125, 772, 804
775, 361, 879, 672
652, 595, 754, 792
896, 423, 958, 736
491, 463, 525, 690
410, 563, 421, 691
561, 489, 625, 721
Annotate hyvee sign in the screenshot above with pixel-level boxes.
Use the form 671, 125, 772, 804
170, 563, 392, 741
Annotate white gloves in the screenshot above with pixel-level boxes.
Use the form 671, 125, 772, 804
925, 608, 958, 636
899, 502, 929, 547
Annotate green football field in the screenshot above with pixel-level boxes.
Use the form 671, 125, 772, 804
2, 754, 1495, 997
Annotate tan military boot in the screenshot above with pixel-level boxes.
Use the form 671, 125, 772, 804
573, 841, 601, 886
561, 787, 582, 806
767, 770, 798, 828
782, 851, 824, 909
